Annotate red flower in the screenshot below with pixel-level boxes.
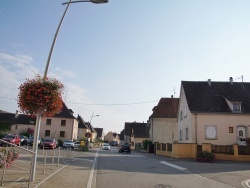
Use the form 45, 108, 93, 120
17, 75, 64, 117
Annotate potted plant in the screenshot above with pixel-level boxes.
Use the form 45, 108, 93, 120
17, 75, 64, 117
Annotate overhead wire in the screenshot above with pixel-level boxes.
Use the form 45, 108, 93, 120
0, 96, 158, 106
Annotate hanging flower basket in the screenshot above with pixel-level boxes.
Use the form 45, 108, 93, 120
17, 75, 64, 117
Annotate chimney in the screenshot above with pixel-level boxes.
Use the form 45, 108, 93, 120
229, 77, 233, 85
171, 95, 173, 98
208, 79, 211, 86
15, 110, 19, 118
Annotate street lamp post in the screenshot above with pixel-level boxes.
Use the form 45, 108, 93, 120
31, 0, 108, 182
90, 112, 100, 124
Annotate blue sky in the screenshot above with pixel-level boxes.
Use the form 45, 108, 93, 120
1, 0, 250, 134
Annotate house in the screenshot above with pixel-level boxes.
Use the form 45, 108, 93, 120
77, 115, 91, 140
178, 78, 250, 146
11, 113, 36, 135
104, 131, 119, 143
40, 102, 78, 140
130, 122, 149, 150
124, 122, 133, 143
119, 129, 125, 145
94, 128, 104, 141
0, 110, 36, 135
149, 97, 179, 144
85, 122, 97, 143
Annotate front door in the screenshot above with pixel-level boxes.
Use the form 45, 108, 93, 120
237, 126, 247, 146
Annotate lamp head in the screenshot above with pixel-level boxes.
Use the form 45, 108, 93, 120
90, 0, 108, 3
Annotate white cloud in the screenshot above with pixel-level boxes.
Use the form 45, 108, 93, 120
0, 52, 127, 133
0, 53, 33, 68
49, 67, 77, 80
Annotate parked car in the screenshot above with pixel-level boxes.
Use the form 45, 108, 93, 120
20, 135, 29, 142
1, 134, 21, 146
40, 138, 57, 149
110, 141, 118, 146
73, 141, 81, 149
63, 140, 74, 149
119, 143, 131, 154
30, 136, 42, 146
102, 143, 111, 150
21, 138, 31, 146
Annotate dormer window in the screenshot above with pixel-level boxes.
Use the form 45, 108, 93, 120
233, 102, 241, 112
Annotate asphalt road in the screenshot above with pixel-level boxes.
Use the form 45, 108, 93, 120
96, 148, 250, 188
2, 146, 250, 188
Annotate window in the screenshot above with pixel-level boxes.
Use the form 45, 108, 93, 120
131, 141, 134, 146
60, 131, 65, 137
61, 120, 66, 126
46, 119, 52, 125
78, 129, 82, 133
229, 127, 233, 133
180, 111, 183, 120
205, 125, 217, 139
45, 130, 50, 137
233, 103, 241, 111
185, 128, 189, 140
184, 107, 187, 118
239, 130, 243, 137
15, 125, 18, 130
162, 144, 166, 151
179, 130, 183, 141
157, 143, 161, 150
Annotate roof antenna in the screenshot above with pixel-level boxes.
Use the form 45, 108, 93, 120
173, 87, 176, 98
234, 75, 244, 82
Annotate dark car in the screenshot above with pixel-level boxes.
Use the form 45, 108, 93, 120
40, 138, 57, 149
119, 143, 131, 154
21, 138, 31, 146
30, 136, 42, 146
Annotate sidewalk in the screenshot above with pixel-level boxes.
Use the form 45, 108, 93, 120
0, 149, 95, 188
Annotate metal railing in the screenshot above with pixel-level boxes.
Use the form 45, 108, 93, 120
0, 139, 35, 187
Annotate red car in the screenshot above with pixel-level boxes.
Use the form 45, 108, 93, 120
40, 138, 57, 149
2, 134, 21, 146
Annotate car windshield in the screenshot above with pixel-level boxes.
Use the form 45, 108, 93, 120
103, 144, 109, 146
43, 139, 54, 142
65, 140, 73, 143
4, 135, 15, 138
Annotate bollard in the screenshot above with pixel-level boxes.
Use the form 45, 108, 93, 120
57, 147, 60, 166
51, 148, 55, 170
43, 152, 47, 174
28, 155, 33, 188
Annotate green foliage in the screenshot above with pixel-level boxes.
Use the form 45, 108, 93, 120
0, 121, 11, 132
0, 148, 19, 168
142, 139, 152, 150
19, 131, 30, 137
57, 139, 63, 147
197, 151, 216, 163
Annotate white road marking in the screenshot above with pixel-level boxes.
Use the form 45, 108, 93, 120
186, 171, 236, 188
34, 163, 69, 188
241, 179, 250, 188
160, 161, 188, 171
87, 149, 98, 188
160, 161, 236, 188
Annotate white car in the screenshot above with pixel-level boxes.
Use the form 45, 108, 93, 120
63, 140, 74, 149
73, 141, 81, 149
102, 143, 111, 150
